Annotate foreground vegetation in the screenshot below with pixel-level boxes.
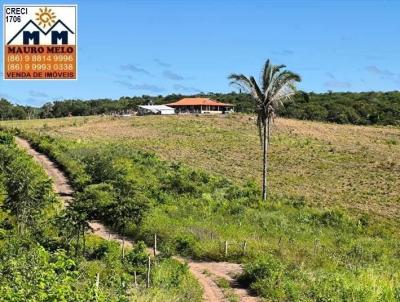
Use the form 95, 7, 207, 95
1, 113, 399, 300
1, 89, 400, 125
0, 132, 202, 302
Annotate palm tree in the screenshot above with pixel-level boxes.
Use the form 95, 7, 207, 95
228, 59, 301, 201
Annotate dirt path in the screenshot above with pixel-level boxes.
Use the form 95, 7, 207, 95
15, 137, 74, 203
15, 137, 258, 302
185, 260, 258, 302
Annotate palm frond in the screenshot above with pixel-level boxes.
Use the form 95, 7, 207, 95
229, 59, 301, 143
228, 73, 263, 104
261, 59, 271, 92
249, 76, 264, 104
269, 71, 301, 106
228, 73, 252, 89
262, 62, 286, 95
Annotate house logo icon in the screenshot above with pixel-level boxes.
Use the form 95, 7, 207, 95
7, 7, 74, 45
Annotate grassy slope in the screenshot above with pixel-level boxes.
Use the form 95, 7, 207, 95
3, 114, 399, 221
2, 115, 400, 300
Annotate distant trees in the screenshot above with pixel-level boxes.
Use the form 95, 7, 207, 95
0, 91, 399, 125
279, 91, 400, 125
40, 102, 54, 119
0, 99, 30, 120
228, 60, 301, 201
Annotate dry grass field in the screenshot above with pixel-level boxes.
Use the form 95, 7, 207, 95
2, 114, 399, 220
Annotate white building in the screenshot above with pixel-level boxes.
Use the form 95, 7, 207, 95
137, 105, 175, 116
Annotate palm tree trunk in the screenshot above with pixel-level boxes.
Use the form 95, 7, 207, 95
262, 120, 269, 201
122, 226, 125, 259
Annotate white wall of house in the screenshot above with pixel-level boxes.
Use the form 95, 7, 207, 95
138, 105, 176, 115
159, 109, 175, 115
200, 105, 234, 114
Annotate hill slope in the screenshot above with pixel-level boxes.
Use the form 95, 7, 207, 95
2, 115, 400, 300
3, 114, 399, 220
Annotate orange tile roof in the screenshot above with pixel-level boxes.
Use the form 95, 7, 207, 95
167, 98, 234, 107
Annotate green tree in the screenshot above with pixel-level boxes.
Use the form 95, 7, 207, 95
40, 102, 54, 119
1, 144, 55, 234
123, 241, 148, 275
0, 99, 13, 120
64, 203, 91, 257
228, 59, 301, 201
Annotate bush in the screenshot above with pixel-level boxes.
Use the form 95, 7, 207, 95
75, 183, 115, 220
84, 235, 117, 260
123, 241, 149, 275
0, 137, 57, 233
0, 132, 14, 145
174, 234, 198, 257
310, 273, 371, 302
239, 255, 305, 301
0, 241, 97, 301
239, 254, 284, 287
312, 209, 350, 228
151, 259, 203, 302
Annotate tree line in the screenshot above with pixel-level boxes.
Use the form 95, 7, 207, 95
1, 90, 399, 125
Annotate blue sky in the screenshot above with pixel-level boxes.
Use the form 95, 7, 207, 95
1, 0, 400, 106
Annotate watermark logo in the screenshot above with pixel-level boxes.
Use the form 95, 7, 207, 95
3, 5, 77, 80
35, 7, 57, 29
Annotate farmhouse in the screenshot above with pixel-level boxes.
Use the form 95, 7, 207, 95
138, 105, 175, 115
167, 98, 235, 114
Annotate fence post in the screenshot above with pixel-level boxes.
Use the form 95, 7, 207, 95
134, 271, 138, 287
242, 241, 247, 254
96, 272, 100, 289
313, 238, 319, 256
153, 233, 157, 258
122, 237, 125, 259
146, 256, 151, 288
224, 241, 228, 257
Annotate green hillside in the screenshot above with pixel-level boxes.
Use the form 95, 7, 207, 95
1, 114, 399, 301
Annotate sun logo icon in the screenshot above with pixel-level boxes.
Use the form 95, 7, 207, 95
35, 7, 57, 28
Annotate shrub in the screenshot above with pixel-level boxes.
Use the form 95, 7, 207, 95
312, 209, 349, 228
152, 259, 189, 289
84, 235, 115, 260
75, 183, 115, 220
150, 258, 203, 302
0, 138, 56, 233
123, 241, 149, 275
238, 255, 306, 300
239, 254, 284, 287
0, 132, 14, 145
309, 272, 371, 302
174, 234, 198, 257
